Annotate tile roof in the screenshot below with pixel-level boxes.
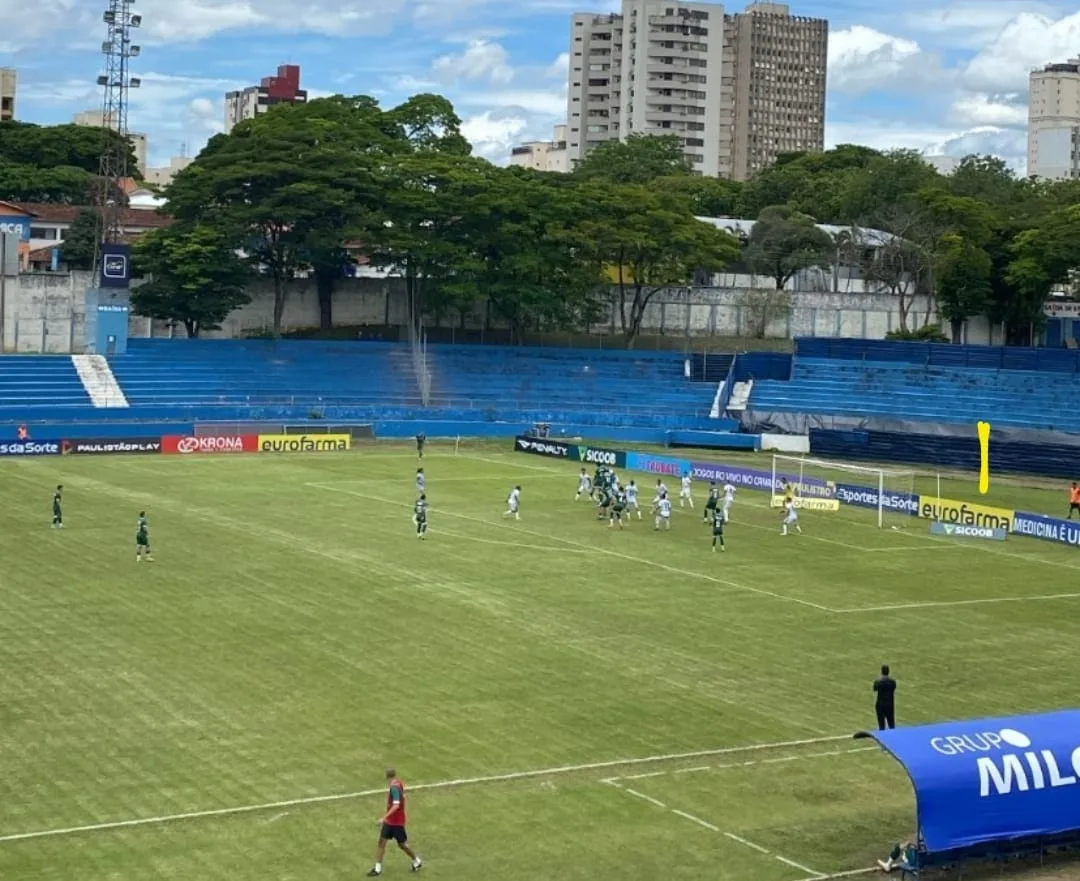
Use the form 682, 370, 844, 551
8, 202, 173, 228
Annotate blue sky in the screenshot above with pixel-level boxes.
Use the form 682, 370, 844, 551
3, 0, 1079, 172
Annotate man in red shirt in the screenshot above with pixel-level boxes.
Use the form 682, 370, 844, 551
367, 768, 423, 876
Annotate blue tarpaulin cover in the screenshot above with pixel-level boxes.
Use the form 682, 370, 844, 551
862, 710, 1080, 853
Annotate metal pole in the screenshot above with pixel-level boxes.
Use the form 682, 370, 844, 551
0, 230, 7, 352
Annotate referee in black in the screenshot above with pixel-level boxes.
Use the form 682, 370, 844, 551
873, 664, 897, 730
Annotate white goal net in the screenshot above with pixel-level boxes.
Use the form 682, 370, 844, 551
770, 454, 917, 528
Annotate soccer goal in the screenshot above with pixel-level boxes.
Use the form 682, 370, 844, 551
770, 454, 917, 529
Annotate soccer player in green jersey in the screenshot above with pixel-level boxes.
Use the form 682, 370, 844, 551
136, 512, 153, 561
52, 485, 63, 528
711, 510, 726, 552
609, 491, 627, 529
703, 483, 719, 523
413, 495, 429, 539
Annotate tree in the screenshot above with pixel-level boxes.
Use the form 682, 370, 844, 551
58, 208, 100, 270
743, 205, 833, 290
577, 183, 739, 345
1007, 204, 1080, 322
437, 167, 607, 340
0, 122, 139, 176
131, 224, 251, 337
572, 134, 690, 185
935, 233, 992, 342
165, 97, 392, 336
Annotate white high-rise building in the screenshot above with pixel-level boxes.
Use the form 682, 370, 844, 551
566, 0, 827, 179
1028, 58, 1080, 180
509, 125, 571, 172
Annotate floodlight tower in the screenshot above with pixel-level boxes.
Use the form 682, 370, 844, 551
93, 0, 141, 273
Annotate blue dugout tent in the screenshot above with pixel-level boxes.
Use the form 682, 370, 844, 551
857, 709, 1080, 861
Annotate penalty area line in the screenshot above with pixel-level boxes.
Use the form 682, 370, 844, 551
0, 734, 854, 845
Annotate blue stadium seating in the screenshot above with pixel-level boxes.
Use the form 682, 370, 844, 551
0, 355, 91, 414
750, 348, 1080, 433
428, 344, 715, 427
0, 340, 721, 429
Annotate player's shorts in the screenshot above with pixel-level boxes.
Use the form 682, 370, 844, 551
713, 523, 724, 535
380, 823, 408, 844
680, 488, 691, 497
1072, 503, 1080, 513
136, 534, 148, 546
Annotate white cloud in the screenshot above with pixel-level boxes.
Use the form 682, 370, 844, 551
456, 89, 566, 118
460, 111, 528, 161
949, 94, 1028, 127
432, 40, 514, 86
547, 52, 570, 79
961, 11, 1080, 92
827, 26, 926, 95
826, 120, 1028, 173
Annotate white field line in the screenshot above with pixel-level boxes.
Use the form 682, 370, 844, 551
610, 746, 877, 782
625, 789, 667, 809
606, 746, 879, 878
789, 868, 878, 880
833, 591, 1080, 614
306, 483, 837, 613
0, 734, 854, 845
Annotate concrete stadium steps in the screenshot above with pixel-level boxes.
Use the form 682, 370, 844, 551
0, 355, 93, 408
749, 356, 1080, 432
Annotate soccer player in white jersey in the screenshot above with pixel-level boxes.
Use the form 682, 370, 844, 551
504, 485, 522, 520
415, 468, 425, 496
654, 493, 672, 531
654, 479, 668, 505
679, 473, 694, 509
781, 498, 802, 535
575, 468, 592, 501
722, 483, 736, 521
625, 480, 642, 519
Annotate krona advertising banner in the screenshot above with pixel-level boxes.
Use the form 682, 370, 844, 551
162, 435, 260, 454
863, 710, 1080, 853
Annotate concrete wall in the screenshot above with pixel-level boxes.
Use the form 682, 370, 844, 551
0, 272, 87, 353
196, 277, 940, 342
3, 271, 943, 352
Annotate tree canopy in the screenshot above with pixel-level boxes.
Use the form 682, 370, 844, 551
0, 121, 141, 203
33, 88, 1063, 345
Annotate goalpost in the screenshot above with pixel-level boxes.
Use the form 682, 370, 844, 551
770, 454, 918, 529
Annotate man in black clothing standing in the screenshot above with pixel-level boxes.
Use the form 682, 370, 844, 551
874, 665, 897, 730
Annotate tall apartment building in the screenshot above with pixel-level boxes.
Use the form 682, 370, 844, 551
566, 0, 827, 179
1028, 58, 1080, 180
0, 68, 16, 121
72, 109, 148, 174
224, 65, 307, 134
509, 125, 571, 172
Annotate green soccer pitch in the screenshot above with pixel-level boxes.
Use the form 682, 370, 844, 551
2, 442, 1079, 881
